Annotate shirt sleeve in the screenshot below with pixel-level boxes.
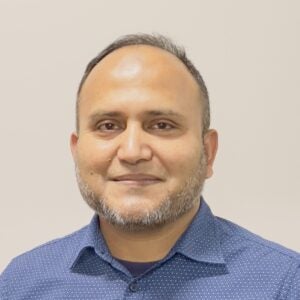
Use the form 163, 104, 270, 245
0, 268, 7, 300
286, 265, 300, 300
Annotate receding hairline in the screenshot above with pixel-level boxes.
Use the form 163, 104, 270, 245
78, 44, 205, 102
75, 33, 210, 134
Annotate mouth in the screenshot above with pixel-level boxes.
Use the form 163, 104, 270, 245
111, 174, 163, 186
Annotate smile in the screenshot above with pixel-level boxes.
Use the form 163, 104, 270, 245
111, 174, 163, 186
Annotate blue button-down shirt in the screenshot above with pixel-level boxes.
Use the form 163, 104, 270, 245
1, 199, 300, 299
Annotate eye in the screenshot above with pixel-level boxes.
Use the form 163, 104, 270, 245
151, 121, 175, 130
96, 121, 121, 131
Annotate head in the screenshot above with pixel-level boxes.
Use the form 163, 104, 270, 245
71, 33, 218, 231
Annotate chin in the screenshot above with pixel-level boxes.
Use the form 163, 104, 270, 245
109, 195, 159, 213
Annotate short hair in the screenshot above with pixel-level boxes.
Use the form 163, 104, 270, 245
76, 33, 210, 134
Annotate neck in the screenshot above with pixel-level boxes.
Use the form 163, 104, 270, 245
99, 200, 200, 262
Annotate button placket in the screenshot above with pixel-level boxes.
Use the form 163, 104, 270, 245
129, 281, 139, 292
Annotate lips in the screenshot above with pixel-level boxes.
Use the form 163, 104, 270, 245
111, 173, 162, 185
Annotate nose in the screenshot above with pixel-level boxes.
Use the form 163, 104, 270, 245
117, 123, 152, 164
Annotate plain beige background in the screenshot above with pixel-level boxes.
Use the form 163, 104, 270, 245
0, 0, 299, 273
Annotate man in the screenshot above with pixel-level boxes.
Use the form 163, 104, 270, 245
1, 34, 299, 299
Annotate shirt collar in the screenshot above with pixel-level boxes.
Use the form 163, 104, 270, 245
70, 197, 225, 270
172, 197, 225, 265
69, 214, 111, 269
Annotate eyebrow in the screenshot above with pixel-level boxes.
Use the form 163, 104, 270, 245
88, 109, 185, 124
88, 111, 122, 126
145, 110, 184, 119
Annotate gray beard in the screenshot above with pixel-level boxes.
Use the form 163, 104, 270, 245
75, 153, 207, 232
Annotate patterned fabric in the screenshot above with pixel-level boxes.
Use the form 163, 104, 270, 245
1, 198, 299, 299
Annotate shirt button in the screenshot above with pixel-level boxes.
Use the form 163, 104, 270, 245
129, 282, 139, 292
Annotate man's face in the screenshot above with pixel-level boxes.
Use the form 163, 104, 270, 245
71, 45, 217, 230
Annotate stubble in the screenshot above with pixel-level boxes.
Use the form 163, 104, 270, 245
75, 151, 207, 232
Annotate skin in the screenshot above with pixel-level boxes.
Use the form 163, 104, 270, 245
71, 45, 218, 262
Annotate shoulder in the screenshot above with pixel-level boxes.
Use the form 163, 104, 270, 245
215, 216, 300, 261
215, 216, 300, 298
0, 224, 88, 288
0, 224, 91, 299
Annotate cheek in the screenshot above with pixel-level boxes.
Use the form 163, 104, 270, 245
76, 138, 115, 172
156, 140, 201, 174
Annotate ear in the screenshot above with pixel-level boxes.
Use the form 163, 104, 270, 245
70, 132, 79, 161
203, 129, 218, 179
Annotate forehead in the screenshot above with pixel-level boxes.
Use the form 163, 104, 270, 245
80, 45, 200, 99
78, 45, 203, 123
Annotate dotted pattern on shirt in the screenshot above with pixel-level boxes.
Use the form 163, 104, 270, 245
1, 200, 300, 299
